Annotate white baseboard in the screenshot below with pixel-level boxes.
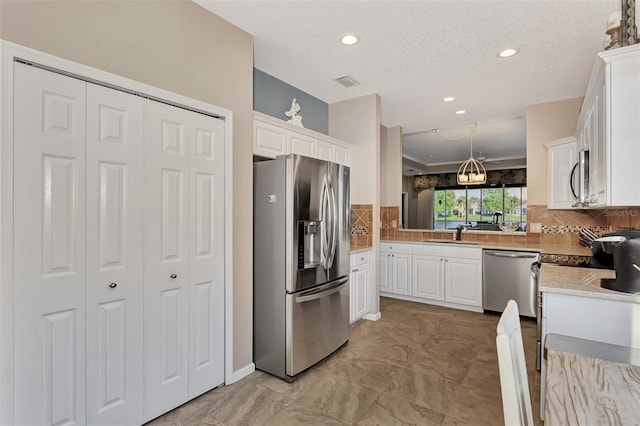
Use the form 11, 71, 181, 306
363, 312, 381, 321
226, 362, 255, 384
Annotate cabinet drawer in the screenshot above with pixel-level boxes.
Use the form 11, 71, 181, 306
380, 242, 412, 254
413, 243, 482, 260
350, 250, 370, 267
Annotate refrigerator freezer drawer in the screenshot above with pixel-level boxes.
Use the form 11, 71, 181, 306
286, 277, 350, 377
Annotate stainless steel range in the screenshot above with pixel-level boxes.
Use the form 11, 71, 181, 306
253, 154, 350, 381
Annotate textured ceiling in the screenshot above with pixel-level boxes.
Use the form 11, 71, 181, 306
196, 0, 618, 170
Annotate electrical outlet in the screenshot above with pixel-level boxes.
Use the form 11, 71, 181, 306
529, 222, 542, 233
392, 220, 397, 228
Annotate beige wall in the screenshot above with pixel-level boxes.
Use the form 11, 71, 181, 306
1, 0, 254, 372
526, 97, 583, 205
329, 94, 381, 314
380, 125, 402, 207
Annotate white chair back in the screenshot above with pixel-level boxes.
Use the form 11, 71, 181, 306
496, 300, 534, 426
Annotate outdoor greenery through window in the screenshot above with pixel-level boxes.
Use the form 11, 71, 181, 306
434, 186, 527, 230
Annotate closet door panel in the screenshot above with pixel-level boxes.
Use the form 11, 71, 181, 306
188, 113, 225, 398
85, 84, 144, 425
143, 100, 190, 422
13, 63, 87, 426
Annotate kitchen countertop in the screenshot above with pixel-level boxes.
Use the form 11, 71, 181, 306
539, 264, 640, 303
544, 340, 640, 425
350, 247, 372, 254
380, 239, 592, 256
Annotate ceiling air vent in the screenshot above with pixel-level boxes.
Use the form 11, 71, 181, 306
334, 75, 360, 88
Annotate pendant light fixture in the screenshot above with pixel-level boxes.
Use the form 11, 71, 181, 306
457, 133, 487, 185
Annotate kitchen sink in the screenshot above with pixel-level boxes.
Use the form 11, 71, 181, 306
424, 239, 479, 245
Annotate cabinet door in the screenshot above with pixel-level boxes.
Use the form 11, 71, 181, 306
334, 145, 350, 166
316, 139, 334, 162
544, 292, 640, 348
290, 132, 316, 157
254, 120, 288, 158
143, 100, 190, 421
13, 63, 87, 426
85, 84, 144, 425
350, 265, 368, 322
188, 112, 225, 399
547, 140, 577, 209
392, 253, 411, 295
589, 82, 606, 205
413, 255, 445, 300
444, 257, 482, 307
379, 254, 391, 292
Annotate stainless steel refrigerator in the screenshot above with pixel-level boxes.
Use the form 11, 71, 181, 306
254, 154, 350, 381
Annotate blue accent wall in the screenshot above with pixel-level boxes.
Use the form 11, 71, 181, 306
254, 68, 328, 135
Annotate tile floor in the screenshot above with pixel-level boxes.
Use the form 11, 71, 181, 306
147, 297, 542, 425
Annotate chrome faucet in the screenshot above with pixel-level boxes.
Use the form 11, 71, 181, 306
456, 224, 470, 241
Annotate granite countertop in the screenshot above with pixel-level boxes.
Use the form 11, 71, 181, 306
350, 247, 372, 254
545, 345, 640, 425
380, 239, 590, 255
539, 264, 640, 303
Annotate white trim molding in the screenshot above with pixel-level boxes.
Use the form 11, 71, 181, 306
363, 312, 382, 321
227, 362, 256, 385
0, 40, 235, 424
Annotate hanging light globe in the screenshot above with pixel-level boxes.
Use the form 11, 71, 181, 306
457, 135, 487, 185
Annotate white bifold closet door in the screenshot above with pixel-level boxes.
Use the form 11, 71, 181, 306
85, 84, 144, 425
143, 100, 225, 422
13, 62, 88, 426
11, 60, 224, 426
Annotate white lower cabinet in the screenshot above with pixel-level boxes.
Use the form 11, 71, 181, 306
540, 291, 640, 419
413, 255, 445, 300
381, 242, 482, 312
444, 257, 482, 307
7, 60, 225, 426
380, 243, 412, 296
350, 251, 370, 322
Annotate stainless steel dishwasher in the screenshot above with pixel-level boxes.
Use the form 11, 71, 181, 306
482, 249, 540, 318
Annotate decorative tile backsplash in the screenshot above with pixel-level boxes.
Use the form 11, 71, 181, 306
376, 204, 640, 259
528, 205, 640, 248
351, 204, 373, 250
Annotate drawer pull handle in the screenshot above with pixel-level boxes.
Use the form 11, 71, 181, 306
108, 282, 117, 289
170, 274, 177, 279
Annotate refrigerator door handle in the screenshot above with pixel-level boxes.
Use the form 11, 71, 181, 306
294, 277, 348, 303
327, 175, 338, 269
320, 175, 330, 270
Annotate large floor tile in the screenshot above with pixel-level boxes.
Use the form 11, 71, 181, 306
295, 374, 380, 423
353, 393, 445, 426
383, 366, 458, 413
445, 383, 505, 425
264, 402, 348, 426
149, 297, 543, 425
322, 353, 403, 392
197, 380, 294, 425
407, 349, 473, 382
423, 336, 483, 361
461, 360, 502, 395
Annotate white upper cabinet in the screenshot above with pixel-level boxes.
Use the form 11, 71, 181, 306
289, 132, 316, 157
253, 111, 351, 166
254, 119, 289, 158
545, 137, 578, 209
575, 44, 640, 207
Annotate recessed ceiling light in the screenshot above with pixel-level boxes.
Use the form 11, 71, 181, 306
455, 110, 467, 115
498, 48, 518, 58
340, 34, 359, 46
442, 97, 455, 102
